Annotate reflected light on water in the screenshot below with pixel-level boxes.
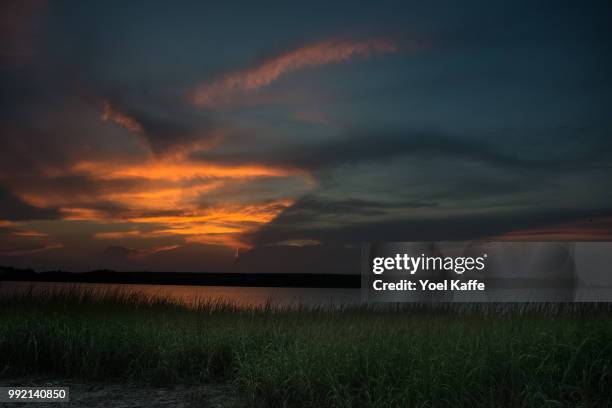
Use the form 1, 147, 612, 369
0, 281, 361, 308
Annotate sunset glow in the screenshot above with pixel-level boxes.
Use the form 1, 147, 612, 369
1, 0, 609, 272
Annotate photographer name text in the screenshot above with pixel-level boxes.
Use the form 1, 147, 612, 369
372, 279, 485, 291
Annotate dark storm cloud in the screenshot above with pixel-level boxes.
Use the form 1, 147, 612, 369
194, 176, 309, 207
248, 207, 612, 246
272, 195, 436, 224
100, 95, 218, 155
0, 127, 76, 175
0, 185, 59, 220
193, 128, 611, 175
9, 174, 131, 197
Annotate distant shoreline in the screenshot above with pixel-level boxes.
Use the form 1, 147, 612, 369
0, 267, 360, 288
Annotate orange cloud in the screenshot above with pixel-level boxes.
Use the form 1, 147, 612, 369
8, 134, 310, 249
498, 216, 612, 241
94, 230, 143, 239
60, 208, 110, 221
93, 200, 293, 249
0, 219, 62, 256
127, 200, 292, 224
59, 158, 300, 247
0, 242, 63, 257
193, 38, 399, 107
15, 155, 305, 207
126, 244, 180, 260
74, 159, 297, 181
0, 220, 49, 238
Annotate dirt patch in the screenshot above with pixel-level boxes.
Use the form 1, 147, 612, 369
1, 377, 239, 407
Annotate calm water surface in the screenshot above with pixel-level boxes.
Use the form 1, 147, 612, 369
0, 281, 361, 308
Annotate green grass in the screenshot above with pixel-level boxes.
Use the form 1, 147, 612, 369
1, 288, 611, 407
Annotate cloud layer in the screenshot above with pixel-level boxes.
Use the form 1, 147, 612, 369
193, 38, 399, 107
1, 1, 610, 272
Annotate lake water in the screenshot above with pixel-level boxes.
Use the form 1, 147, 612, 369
0, 281, 361, 308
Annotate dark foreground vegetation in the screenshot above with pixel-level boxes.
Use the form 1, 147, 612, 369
1, 288, 611, 407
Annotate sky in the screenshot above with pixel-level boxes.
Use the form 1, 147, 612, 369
0, 0, 611, 273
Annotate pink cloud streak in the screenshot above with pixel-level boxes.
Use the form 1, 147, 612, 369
193, 38, 399, 107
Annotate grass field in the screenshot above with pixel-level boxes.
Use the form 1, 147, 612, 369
1, 288, 611, 407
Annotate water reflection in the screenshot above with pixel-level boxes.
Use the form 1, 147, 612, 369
0, 281, 361, 308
